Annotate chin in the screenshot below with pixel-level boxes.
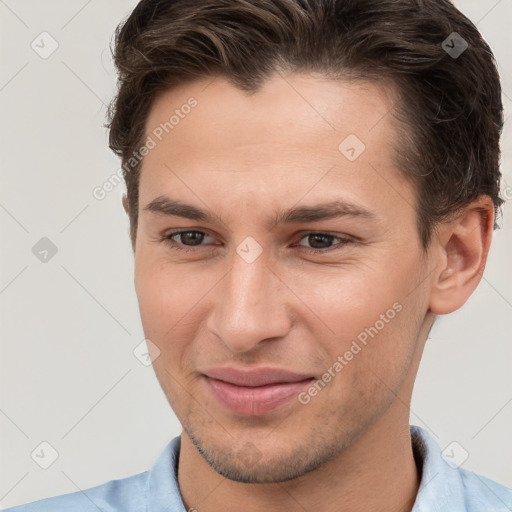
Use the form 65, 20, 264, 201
185, 424, 348, 484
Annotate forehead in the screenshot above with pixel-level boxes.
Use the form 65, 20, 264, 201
138, 72, 412, 224
144, 72, 396, 160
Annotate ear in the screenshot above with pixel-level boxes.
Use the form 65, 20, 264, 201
428, 196, 494, 315
122, 193, 130, 215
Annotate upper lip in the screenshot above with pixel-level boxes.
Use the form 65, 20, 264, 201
202, 367, 314, 387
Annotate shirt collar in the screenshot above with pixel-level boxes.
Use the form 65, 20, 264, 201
410, 425, 512, 511
147, 435, 187, 512
410, 425, 467, 511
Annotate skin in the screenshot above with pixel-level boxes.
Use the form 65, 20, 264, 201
124, 72, 494, 512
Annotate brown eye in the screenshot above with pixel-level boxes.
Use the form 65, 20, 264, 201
296, 232, 352, 253
173, 231, 205, 246
161, 230, 214, 252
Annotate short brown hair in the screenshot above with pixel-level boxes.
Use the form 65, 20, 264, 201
106, 0, 504, 249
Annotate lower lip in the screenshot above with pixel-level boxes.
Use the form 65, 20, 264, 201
203, 375, 314, 415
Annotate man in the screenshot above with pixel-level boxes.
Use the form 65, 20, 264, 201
6, 0, 511, 510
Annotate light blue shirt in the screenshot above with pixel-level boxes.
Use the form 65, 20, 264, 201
4, 425, 512, 511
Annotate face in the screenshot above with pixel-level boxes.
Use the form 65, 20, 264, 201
134, 72, 434, 483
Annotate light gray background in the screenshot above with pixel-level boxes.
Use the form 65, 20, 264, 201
1, 0, 511, 508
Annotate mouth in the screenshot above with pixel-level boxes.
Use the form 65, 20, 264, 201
201, 367, 315, 415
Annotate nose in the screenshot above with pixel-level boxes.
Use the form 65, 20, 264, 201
206, 245, 292, 353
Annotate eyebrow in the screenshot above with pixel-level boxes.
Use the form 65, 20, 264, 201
142, 195, 376, 228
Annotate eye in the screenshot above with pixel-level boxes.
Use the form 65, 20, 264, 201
160, 230, 215, 252
159, 230, 353, 254
295, 232, 353, 253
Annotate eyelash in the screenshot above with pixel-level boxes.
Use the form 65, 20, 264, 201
159, 230, 353, 254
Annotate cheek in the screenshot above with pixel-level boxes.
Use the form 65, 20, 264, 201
135, 253, 195, 334
293, 257, 424, 379
290, 262, 406, 339
303, 297, 421, 428
134, 254, 214, 377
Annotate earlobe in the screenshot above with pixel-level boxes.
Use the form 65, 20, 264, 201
122, 194, 130, 215
428, 197, 494, 315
